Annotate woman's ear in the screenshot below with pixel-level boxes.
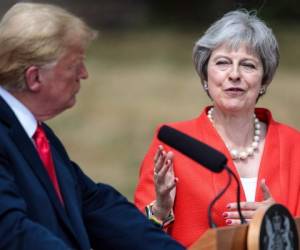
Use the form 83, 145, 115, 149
24, 66, 42, 92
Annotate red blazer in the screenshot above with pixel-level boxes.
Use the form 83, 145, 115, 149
134, 107, 300, 247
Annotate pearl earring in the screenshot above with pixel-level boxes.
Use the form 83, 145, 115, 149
203, 82, 208, 91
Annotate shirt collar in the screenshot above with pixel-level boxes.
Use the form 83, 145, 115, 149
0, 86, 37, 138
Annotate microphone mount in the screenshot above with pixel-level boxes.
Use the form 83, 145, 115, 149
207, 165, 246, 228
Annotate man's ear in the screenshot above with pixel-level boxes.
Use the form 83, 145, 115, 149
24, 66, 42, 92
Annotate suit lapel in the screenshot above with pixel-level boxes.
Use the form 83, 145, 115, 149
44, 124, 91, 250
51, 147, 91, 250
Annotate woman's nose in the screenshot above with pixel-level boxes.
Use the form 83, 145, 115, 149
228, 65, 240, 82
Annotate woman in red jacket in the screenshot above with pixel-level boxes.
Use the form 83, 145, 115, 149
134, 9, 300, 247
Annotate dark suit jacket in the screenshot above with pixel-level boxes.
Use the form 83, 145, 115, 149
0, 96, 185, 250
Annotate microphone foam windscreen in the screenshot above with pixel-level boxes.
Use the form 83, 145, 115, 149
157, 125, 227, 173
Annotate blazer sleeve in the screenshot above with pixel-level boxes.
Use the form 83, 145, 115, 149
134, 131, 160, 212
72, 163, 185, 250
0, 158, 72, 250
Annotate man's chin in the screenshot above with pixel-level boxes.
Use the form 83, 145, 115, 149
68, 97, 77, 108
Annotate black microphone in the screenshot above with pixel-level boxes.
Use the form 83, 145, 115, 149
157, 125, 227, 173
157, 125, 246, 227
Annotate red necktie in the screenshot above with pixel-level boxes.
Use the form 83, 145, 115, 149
33, 125, 64, 204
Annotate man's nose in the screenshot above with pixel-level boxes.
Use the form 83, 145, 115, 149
79, 63, 88, 80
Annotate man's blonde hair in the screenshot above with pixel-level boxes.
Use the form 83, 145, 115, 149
0, 2, 98, 91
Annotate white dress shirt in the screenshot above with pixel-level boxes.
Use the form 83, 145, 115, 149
240, 177, 257, 202
0, 86, 37, 138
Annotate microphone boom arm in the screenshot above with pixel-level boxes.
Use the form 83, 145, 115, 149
225, 165, 246, 224
208, 167, 232, 228
207, 166, 246, 228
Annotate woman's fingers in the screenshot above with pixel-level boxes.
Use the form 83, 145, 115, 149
155, 161, 171, 183
225, 218, 251, 225
227, 201, 259, 211
156, 160, 171, 181
155, 163, 176, 192
154, 145, 163, 164
154, 148, 165, 174
155, 152, 173, 180
223, 210, 254, 225
154, 146, 174, 173
157, 152, 173, 174
223, 210, 255, 220
224, 179, 275, 225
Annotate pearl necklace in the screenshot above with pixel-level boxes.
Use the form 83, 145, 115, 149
207, 107, 261, 161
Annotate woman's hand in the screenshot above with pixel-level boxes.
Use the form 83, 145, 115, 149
152, 145, 178, 220
223, 179, 275, 225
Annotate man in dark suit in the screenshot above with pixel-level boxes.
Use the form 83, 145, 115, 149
0, 3, 185, 250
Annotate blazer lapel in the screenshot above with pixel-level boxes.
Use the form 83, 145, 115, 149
51, 147, 91, 250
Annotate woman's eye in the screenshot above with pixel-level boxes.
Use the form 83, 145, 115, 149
242, 63, 255, 69
216, 61, 229, 65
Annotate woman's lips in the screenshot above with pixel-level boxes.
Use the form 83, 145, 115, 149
226, 87, 244, 91
225, 87, 245, 96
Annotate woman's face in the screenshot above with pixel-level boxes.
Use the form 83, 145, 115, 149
206, 43, 264, 114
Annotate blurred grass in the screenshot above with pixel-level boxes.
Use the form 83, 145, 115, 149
48, 28, 300, 200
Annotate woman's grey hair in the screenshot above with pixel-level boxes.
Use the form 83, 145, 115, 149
193, 9, 279, 97
0, 2, 98, 91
